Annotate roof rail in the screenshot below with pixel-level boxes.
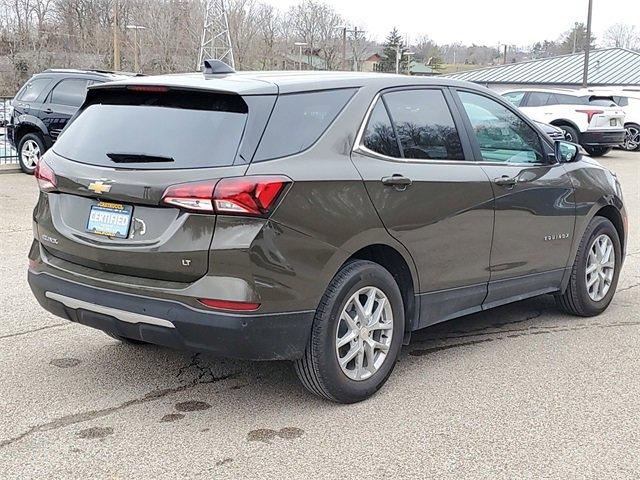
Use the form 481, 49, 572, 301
202, 59, 235, 75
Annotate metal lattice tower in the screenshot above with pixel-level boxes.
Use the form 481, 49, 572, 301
197, 0, 235, 70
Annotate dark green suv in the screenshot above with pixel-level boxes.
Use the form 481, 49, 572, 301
28, 66, 627, 403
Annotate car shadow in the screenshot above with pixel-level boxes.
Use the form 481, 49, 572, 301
79, 294, 565, 406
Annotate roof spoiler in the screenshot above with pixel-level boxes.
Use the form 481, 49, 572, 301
202, 59, 235, 75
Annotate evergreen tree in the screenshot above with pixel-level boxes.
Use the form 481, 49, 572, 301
378, 28, 408, 73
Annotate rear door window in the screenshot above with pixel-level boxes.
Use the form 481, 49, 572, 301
382, 89, 464, 160
525, 92, 552, 107
253, 88, 356, 161
53, 89, 248, 169
17, 78, 51, 102
50, 79, 90, 107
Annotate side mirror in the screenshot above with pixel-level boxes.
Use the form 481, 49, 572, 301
555, 140, 579, 163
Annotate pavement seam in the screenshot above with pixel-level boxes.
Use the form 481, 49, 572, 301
0, 322, 69, 340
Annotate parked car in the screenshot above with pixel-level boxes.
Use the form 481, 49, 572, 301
502, 88, 626, 157
586, 88, 640, 152
8, 69, 135, 174
28, 66, 627, 403
535, 120, 565, 141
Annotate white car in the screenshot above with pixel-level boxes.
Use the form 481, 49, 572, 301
586, 88, 640, 151
502, 88, 626, 157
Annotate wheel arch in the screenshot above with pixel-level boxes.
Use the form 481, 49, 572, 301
14, 119, 48, 148
594, 204, 626, 257
340, 243, 419, 342
550, 119, 581, 133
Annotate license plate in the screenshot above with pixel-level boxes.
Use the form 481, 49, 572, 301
86, 202, 132, 238
610, 119, 617, 126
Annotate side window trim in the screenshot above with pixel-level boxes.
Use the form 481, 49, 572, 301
450, 87, 551, 166
380, 95, 404, 157
355, 86, 475, 163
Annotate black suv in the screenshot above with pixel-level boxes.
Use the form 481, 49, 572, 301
8, 69, 133, 173
28, 65, 627, 403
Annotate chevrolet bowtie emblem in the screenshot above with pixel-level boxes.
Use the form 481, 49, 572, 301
88, 181, 112, 194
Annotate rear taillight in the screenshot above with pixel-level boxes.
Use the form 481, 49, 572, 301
35, 159, 56, 192
576, 109, 604, 123
161, 180, 216, 212
161, 176, 290, 217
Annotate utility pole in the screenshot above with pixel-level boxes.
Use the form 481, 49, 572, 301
572, 21, 579, 54
197, 0, 235, 70
582, 0, 593, 88
126, 25, 146, 73
341, 27, 347, 70
112, 2, 120, 71
503, 44, 507, 64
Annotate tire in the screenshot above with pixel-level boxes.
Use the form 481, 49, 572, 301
556, 217, 622, 317
584, 145, 612, 157
559, 125, 580, 144
105, 331, 148, 345
621, 123, 640, 151
17, 132, 45, 174
294, 260, 404, 403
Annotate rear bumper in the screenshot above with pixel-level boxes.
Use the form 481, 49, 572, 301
28, 270, 314, 360
581, 129, 625, 146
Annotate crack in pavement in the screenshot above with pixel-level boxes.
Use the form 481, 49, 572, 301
410, 319, 640, 356
0, 322, 69, 340
0, 370, 240, 449
617, 282, 639, 293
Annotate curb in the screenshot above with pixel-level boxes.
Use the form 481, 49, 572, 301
0, 163, 21, 174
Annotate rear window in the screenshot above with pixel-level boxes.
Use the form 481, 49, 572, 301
53, 89, 248, 169
253, 88, 356, 162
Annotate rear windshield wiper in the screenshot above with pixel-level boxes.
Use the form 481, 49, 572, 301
106, 153, 174, 163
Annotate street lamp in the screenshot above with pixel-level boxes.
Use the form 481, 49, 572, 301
126, 24, 146, 72
294, 42, 308, 70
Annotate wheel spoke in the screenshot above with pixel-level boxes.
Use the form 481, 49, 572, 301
339, 345, 360, 367
337, 331, 357, 348
363, 288, 377, 316
368, 339, 390, 352
340, 310, 358, 331
369, 297, 386, 325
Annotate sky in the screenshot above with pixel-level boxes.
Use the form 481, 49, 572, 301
266, 0, 640, 46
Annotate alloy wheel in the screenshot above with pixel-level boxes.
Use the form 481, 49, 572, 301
21, 139, 41, 169
335, 286, 394, 381
622, 125, 640, 151
585, 234, 616, 302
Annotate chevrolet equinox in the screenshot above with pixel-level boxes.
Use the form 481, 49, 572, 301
28, 62, 627, 403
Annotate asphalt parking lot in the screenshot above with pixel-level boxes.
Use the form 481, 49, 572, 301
0, 151, 638, 479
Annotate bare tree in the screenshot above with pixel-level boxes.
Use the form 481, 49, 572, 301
603, 23, 639, 50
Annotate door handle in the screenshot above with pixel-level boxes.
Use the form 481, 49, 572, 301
381, 175, 412, 187
494, 175, 518, 187
43, 108, 53, 114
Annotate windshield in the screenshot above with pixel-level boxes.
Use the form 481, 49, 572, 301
53, 90, 248, 169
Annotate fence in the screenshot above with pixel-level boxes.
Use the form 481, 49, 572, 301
0, 96, 18, 165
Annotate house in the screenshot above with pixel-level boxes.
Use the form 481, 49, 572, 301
409, 61, 439, 76
444, 48, 640, 93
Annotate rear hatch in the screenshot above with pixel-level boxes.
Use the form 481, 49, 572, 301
583, 96, 625, 130
35, 85, 274, 283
